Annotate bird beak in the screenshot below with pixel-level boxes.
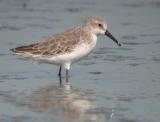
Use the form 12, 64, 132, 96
105, 30, 121, 46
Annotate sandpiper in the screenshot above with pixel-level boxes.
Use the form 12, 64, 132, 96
10, 16, 121, 82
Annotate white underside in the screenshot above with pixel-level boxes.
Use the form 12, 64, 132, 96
34, 35, 97, 70
17, 35, 97, 70
37, 44, 96, 69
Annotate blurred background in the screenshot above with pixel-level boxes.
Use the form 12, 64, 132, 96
0, 0, 160, 122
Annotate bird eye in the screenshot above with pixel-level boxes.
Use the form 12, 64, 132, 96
98, 24, 102, 27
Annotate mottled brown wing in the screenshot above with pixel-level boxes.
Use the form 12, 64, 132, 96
10, 43, 40, 55
10, 27, 81, 56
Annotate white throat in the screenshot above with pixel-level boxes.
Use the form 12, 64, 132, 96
91, 34, 97, 46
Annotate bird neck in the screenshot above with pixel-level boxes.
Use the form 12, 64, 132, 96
80, 26, 97, 44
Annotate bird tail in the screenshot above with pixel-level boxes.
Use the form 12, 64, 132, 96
10, 43, 39, 55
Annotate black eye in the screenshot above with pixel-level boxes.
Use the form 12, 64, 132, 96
98, 24, 102, 27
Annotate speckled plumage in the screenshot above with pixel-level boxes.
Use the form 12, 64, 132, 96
10, 16, 120, 81
11, 16, 107, 57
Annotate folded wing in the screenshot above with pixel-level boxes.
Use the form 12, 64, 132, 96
10, 27, 81, 57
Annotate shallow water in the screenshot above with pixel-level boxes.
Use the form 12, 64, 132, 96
0, 0, 160, 122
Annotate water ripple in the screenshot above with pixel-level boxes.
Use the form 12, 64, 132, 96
79, 62, 96, 66
121, 35, 137, 40
123, 42, 148, 46
65, 8, 81, 13
151, 56, 160, 63
103, 55, 141, 62
0, 25, 23, 31
118, 1, 160, 8
89, 71, 102, 75
0, 74, 28, 80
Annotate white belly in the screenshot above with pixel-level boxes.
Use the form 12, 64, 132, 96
35, 41, 97, 65
66, 42, 96, 63
35, 34, 97, 65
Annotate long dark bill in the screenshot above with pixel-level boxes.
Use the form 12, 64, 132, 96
105, 30, 121, 46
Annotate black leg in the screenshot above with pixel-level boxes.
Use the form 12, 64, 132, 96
66, 69, 69, 82
58, 74, 62, 86
58, 65, 62, 76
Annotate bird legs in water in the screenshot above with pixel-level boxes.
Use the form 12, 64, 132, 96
66, 69, 69, 83
58, 65, 69, 85
58, 65, 62, 77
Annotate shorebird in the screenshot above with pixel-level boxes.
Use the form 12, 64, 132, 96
10, 16, 121, 82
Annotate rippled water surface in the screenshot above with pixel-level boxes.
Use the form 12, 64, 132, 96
0, 0, 160, 122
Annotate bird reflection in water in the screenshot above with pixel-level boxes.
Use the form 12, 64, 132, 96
19, 78, 115, 121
